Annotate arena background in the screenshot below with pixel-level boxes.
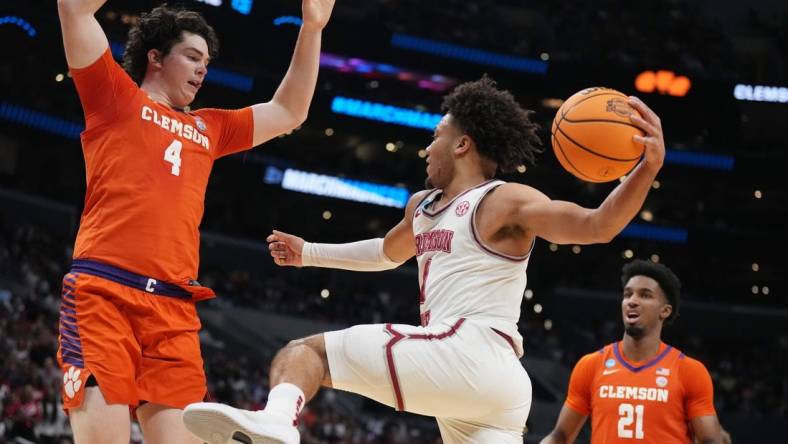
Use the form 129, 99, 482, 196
1, 0, 786, 442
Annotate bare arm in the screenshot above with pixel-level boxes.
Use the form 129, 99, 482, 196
57, 0, 109, 68
379, 193, 424, 262
539, 405, 588, 444
251, 0, 335, 146
691, 416, 724, 444
266, 190, 430, 267
510, 96, 665, 244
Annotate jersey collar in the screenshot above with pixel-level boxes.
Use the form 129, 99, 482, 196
613, 341, 673, 373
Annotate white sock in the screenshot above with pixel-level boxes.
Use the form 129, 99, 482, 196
264, 383, 306, 423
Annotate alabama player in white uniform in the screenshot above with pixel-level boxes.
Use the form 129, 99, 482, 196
183, 77, 667, 444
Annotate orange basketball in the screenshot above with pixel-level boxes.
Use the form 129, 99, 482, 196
551, 87, 645, 183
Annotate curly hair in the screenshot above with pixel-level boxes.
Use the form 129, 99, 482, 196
122, 4, 219, 84
441, 76, 542, 173
621, 259, 682, 324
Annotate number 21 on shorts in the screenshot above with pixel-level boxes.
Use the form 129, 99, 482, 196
618, 403, 644, 439
164, 140, 182, 176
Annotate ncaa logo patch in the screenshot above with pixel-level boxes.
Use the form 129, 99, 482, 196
195, 117, 207, 132
455, 201, 470, 217
656, 376, 668, 387
605, 358, 616, 368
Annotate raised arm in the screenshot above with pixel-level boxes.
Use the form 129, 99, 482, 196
266, 190, 430, 270
539, 405, 588, 444
57, 0, 110, 68
502, 96, 665, 245
250, 0, 335, 146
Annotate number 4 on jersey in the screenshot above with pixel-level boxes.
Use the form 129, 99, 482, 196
164, 140, 183, 176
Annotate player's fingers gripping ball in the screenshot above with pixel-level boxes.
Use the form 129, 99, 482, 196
551, 87, 645, 183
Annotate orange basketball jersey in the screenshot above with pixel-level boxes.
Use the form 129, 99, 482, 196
69, 49, 253, 285
565, 342, 716, 443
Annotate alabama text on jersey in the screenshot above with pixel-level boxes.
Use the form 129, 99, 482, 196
412, 180, 533, 357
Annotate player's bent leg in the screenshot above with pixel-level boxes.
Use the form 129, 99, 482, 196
137, 403, 201, 444
69, 386, 131, 444
323, 324, 402, 408
270, 333, 333, 397
183, 334, 331, 444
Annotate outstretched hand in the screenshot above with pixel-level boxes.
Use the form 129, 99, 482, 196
266, 230, 305, 267
628, 96, 666, 170
302, 0, 335, 31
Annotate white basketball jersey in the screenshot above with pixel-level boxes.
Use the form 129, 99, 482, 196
412, 179, 531, 357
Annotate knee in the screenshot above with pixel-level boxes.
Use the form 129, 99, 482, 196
277, 335, 325, 362
283, 338, 306, 351
278, 335, 329, 373
286, 335, 326, 356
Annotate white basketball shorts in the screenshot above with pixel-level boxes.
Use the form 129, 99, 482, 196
324, 317, 532, 444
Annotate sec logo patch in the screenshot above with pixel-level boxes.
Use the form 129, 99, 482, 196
455, 201, 470, 217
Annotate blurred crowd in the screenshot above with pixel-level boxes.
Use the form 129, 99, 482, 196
0, 223, 785, 443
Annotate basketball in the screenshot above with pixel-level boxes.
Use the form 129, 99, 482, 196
551, 87, 645, 183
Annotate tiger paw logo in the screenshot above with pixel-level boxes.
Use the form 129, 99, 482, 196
63, 366, 83, 399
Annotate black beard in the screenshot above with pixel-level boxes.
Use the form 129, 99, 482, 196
625, 325, 646, 340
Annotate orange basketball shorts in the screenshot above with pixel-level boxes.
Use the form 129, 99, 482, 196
56, 259, 210, 411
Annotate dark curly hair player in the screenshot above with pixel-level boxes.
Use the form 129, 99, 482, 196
55, 0, 335, 443
541, 260, 726, 444
122, 4, 220, 86
440, 76, 542, 175
183, 77, 668, 444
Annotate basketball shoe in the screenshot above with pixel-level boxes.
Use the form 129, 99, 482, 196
183, 402, 299, 444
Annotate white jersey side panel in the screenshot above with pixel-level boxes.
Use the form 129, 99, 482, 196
413, 180, 530, 356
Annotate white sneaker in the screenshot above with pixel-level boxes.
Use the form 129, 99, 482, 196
182, 402, 300, 444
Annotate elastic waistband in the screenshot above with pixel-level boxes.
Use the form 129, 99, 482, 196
70, 259, 192, 299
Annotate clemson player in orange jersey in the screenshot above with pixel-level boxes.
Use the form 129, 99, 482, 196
540, 260, 724, 444
55, 0, 334, 443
